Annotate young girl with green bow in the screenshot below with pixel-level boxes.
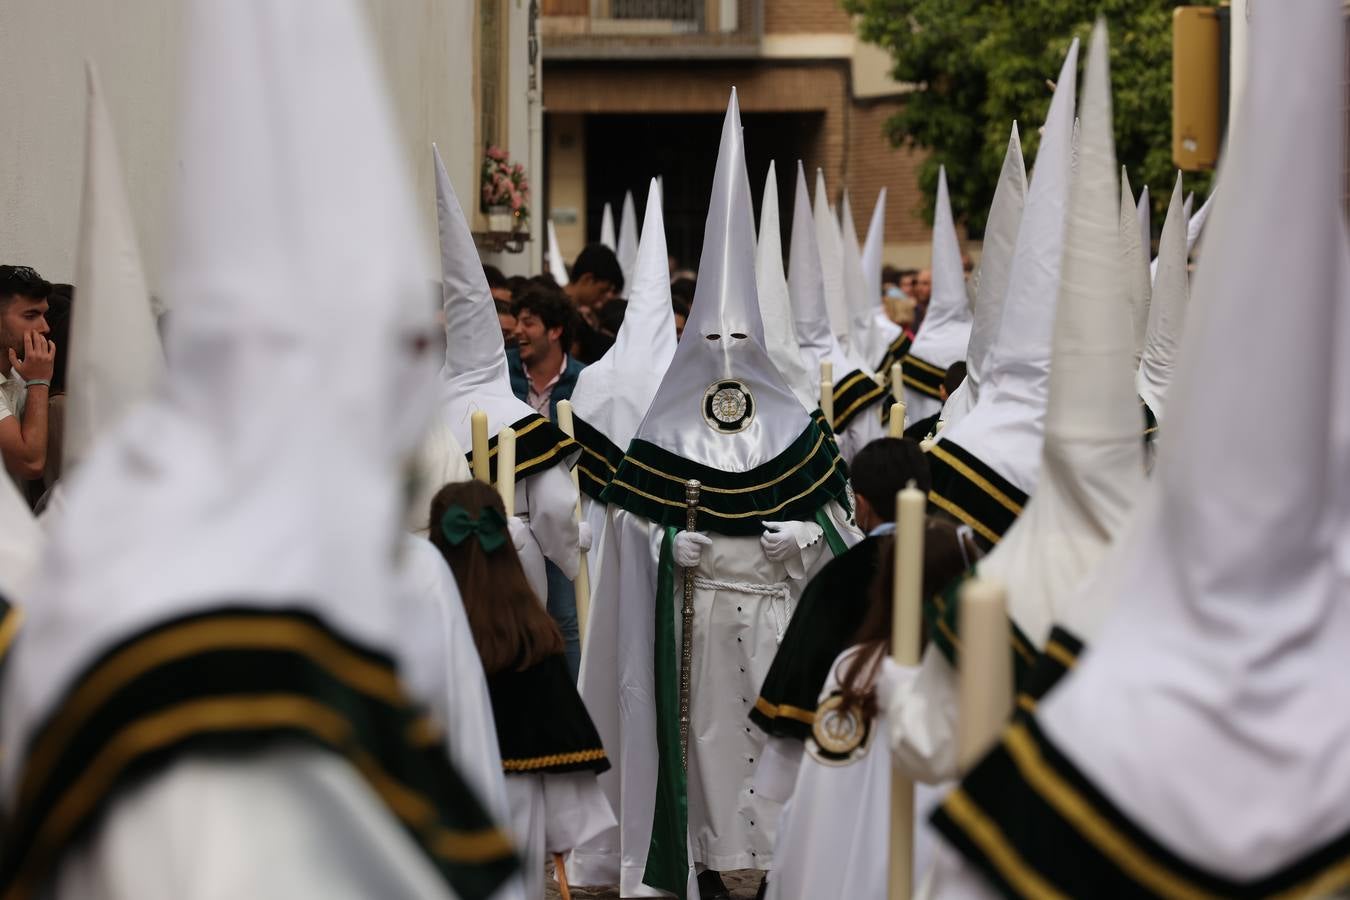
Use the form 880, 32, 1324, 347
429, 480, 614, 898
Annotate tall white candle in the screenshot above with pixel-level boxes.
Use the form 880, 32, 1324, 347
470, 411, 490, 484
496, 426, 516, 513
888, 482, 926, 900
890, 361, 903, 402
820, 379, 834, 426
888, 401, 907, 438
956, 577, 1013, 772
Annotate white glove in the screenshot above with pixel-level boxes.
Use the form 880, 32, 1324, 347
674, 530, 713, 568
577, 521, 593, 553
507, 515, 529, 552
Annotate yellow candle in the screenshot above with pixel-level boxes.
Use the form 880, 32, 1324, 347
820, 378, 834, 426
888, 482, 926, 900
555, 400, 592, 647
470, 410, 490, 484
890, 361, 903, 401
956, 577, 1013, 772
888, 400, 906, 438
496, 426, 516, 513
821, 360, 833, 385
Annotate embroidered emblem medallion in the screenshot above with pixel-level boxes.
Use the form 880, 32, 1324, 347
808, 692, 872, 766
702, 380, 755, 433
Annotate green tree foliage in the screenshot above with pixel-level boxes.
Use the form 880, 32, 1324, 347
844, 0, 1215, 238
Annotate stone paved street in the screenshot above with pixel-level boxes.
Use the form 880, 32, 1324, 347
545, 866, 763, 899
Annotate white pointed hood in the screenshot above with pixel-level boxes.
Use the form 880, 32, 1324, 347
841, 190, 896, 371
1136, 185, 1150, 257
812, 170, 852, 349
572, 179, 677, 449
756, 162, 817, 409
64, 64, 165, 474
600, 202, 616, 251
547, 218, 570, 285
1120, 169, 1152, 361
0, 474, 40, 602
977, 20, 1143, 649
941, 124, 1026, 429
937, 38, 1078, 499
789, 163, 864, 382
1042, 1, 1350, 875
632, 91, 811, 471
1136, 174, 1189, 423
1186, 189, 1213, 256
4, 0, 441, 784
435, 146, 539, 441
904, 166, 973, 421
617, 190, 639, 293
860, 189, 902, 366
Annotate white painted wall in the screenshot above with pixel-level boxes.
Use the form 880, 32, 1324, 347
0, 1, 479, 292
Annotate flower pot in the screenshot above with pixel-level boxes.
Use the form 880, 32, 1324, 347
488, 205, 514, 233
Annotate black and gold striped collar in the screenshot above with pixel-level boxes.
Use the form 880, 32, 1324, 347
463, 412, 579, 484
832, 369, 887, 432
900, 351, 947, 400
0, 607, 518, 900
933, 714, 1350, 899
927, 439, 1028, 546
571, 415, 625, 503
599, 419, 851, 537
877, 331, 914, 376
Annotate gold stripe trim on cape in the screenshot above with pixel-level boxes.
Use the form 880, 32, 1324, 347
833, 380, 886, 429
901, 372, 943, 399
514, 438, 576, 476
927, 492, 1002, 546
1003, 723, 1225, 900
501, 748, 607, 772
941, 787, 1071, 900
929, 445, 1025, 517
904, 355, 946, 377
483, 416, 548, 458
580, 442, 619, 476
0, 605, 24, 660
1044, 640, 1079, 670
6, 693, 513, 900
18, 617, 404, 816
609, 452, 842, 519
621, 431, 828, 496
753, 696, 817, 726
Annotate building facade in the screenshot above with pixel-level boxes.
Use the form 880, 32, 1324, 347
541, 0, 937, 275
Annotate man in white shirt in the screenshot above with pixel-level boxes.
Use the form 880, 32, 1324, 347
0, 265, 56, 484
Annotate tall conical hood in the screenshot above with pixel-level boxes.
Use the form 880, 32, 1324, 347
547, 218, 570, 285
789, 162, 862, 380
600, 202, 616, 250
1136, 185, 1151, 257
1186, 189, 1213, 256
905, 166, 974, 420
64, 64, 165, 473
861, 189, 888, 315
1120, 169, 1152, 361
939, 37, 1078, 497
633, 91, 811, 471
756, 162, 817, 409
1137, 173, 1189, 423
435, 145, 537, 439
572, 178, 678, 448
813, 170, 852, 348
979, 20, 1142, 647
942, 124, 1026, 429
617, 189, 639, 293
1183, 191, 1194, 222
5, 0, 446, 783
0, 472, 40, 601
841, 190, 891, 370
1043, 1, 1350, 872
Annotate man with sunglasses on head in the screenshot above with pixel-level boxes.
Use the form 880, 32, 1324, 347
0, 265, 56, 484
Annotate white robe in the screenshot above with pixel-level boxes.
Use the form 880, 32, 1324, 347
504, 772, 616, 900
766, 652, 949, 900
569, 502, 856, 896
49, 747, 461, 900
834, 403, 887, 467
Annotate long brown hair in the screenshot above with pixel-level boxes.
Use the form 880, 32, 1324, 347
428, 480, 564, 674
837, 517, 981, 721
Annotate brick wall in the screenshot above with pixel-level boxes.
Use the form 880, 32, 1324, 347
764, 0, 853, 35
846, 99, 930, 245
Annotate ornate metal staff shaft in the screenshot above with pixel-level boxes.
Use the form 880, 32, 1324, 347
680, 479, 702, 772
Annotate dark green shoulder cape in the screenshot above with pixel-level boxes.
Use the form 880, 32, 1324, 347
751, 536, 884, 741
487, 653, 609, 776
600, 418, 851, 537
464, 413, 578, 484
926, 439, 1029, 548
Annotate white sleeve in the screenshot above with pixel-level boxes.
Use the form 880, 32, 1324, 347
917, 839, 1002, 900
887, 645, 961, 785
523, 462, 580, 581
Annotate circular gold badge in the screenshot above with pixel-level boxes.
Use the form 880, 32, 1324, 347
808, 692, 872, 766
702, 380, 755, 433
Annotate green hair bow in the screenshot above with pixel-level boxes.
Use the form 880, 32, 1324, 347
439, 504, 508, 554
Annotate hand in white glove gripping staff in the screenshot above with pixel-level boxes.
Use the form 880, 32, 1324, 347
759, 520, 823, 580
577, 521, 593, 553
674, 531, 713, 569
507, 516, 529, 553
